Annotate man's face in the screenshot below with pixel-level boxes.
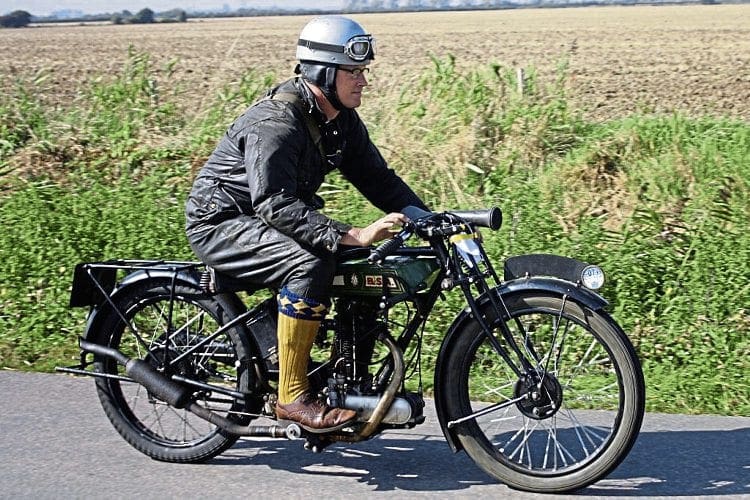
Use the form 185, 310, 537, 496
335, 65, 369, 109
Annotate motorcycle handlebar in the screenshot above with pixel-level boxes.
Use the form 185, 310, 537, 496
449, 207, 503, 230
366, 206, 503, 264
403, 205, 503, 230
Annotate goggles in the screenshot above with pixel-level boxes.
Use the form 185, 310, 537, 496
344, 35, 376, 62
298, 34, 376, 62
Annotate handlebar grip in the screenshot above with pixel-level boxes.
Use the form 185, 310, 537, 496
402, 205, 432, 221
367, 234, 404, 264
450, 207, 503, 230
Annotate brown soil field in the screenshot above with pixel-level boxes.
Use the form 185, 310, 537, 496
1, 5, 749, 121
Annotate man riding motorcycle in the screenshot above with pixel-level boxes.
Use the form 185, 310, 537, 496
185, 15, 427, 432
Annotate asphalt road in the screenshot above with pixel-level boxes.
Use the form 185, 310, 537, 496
1, 370, 748, 499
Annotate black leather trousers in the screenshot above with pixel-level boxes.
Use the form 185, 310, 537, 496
186, 213, 337, 304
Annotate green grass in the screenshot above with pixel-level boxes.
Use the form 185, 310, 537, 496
1, 50, 748, 415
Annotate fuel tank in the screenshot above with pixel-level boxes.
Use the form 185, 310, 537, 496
329, 255, 440, 298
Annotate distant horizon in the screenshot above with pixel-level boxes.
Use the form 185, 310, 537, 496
2, 0, 344, 17
5, 0, 749, 18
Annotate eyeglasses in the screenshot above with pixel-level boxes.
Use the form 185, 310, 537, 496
339, 67, 370, 79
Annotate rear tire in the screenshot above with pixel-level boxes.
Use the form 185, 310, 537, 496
93, 279, 252, 463
442, 292, 645, 492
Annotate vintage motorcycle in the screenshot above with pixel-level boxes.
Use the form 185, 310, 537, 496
58, 205, 645, 493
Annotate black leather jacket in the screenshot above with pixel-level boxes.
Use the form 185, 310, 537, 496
185, 78, 425, 254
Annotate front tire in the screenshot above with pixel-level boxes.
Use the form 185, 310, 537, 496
442, 292, 645, 492
92, 279, 252, 463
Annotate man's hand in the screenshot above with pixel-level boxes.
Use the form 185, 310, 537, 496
341, 212, 408, 247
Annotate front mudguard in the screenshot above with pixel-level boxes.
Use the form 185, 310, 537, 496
433, 276, 609, 453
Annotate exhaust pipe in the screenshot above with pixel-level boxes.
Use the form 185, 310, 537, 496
186, 402, 290, 438
79, 340, 292, 438
80, 340, 192, 409
358, 333, 405, 438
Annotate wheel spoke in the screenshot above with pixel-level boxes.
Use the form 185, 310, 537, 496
450, 394, 528, 428
544, 294, 568, 374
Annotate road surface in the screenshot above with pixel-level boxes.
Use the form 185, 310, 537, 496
1, 370, 748, 498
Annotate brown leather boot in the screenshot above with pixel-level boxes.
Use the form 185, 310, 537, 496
276, 393, 357, 433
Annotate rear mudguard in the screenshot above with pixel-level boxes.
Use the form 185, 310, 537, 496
433, 275, 609, 453
78, 267, 251, 350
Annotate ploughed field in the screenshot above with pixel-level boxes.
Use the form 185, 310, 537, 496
1, 4, 749, 121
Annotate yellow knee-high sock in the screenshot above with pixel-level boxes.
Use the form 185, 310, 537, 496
276, 288, 327, 405
276, 313, 319, 404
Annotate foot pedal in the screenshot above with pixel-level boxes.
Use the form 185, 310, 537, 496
282, 422, 302, 440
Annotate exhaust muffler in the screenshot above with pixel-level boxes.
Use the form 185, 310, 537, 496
78, 340, 291, 438
80, 340, 191, 408
342, 394, 414, 425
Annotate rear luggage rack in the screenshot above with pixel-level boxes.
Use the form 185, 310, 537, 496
70, 260, 204, 308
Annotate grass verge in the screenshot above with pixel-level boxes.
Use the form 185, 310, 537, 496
1, 50, 747, 415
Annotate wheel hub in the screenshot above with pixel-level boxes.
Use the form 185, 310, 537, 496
514, 371, 563, 420
146, 346, 194, 378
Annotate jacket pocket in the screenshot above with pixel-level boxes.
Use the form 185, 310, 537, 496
186, 176, 221, 223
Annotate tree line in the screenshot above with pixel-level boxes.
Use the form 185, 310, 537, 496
0, 10, 31, 27
342, 0, 728, 9
110, 8, 187, 24
0, 8, 187, 27
2, 0, 736, 28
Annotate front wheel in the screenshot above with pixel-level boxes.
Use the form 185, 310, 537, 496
441, 292, 645, 493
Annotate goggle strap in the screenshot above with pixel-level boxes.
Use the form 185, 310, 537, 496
298, 38, 345, 54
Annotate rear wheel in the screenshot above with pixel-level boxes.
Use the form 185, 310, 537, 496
93, 279, 253, 463
442, 292, 645, 492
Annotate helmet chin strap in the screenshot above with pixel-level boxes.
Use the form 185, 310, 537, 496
296, 62, 346, 111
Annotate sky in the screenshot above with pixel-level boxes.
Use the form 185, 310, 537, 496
3, 0, 344, 17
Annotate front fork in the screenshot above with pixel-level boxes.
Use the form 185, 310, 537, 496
448, 238, 538, 378
442, 280, 567, 431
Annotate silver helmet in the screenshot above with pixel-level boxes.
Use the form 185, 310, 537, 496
296, 16, 375, 66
